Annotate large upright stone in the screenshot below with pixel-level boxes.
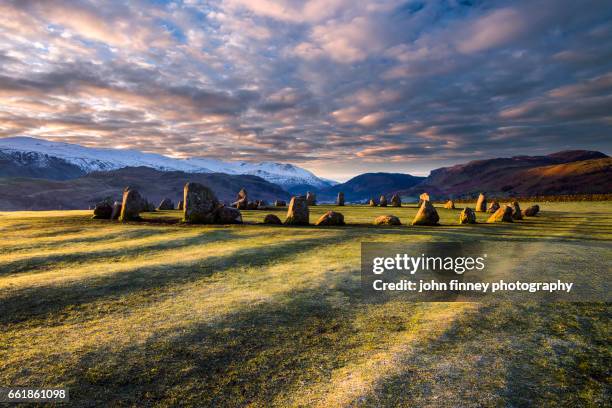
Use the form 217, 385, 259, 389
306, 191, 317, 206
487, 205, 514, 223
476, 193, 487, 212
274, 200, 286, 207
233, 188, 248, 210
391, 194, 401, 207
444, 200, 456, 209
379, 195, 388, 207
337, 192, 345, 206
157, 198, 174, 210
511, 201, 523, 220
411, 201, 440, 226
487, 201, 500, 213
183, 182, 220, 224
92, 202, 112, 219
369, 198, 377, 207
418, 192, 430, 207
459, 207, 476, 224
119, 188, 144, 222
176, 200, 184, 210
523, 204, 540, 217
315, 211, 345, 226
284, 196, 309, 225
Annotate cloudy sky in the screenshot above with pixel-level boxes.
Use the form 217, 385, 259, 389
0, 0, 611, 180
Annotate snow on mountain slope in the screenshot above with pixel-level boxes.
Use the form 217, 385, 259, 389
0, 137, 332, 189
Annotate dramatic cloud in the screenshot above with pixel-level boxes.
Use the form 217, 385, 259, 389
0, 0, 611, 180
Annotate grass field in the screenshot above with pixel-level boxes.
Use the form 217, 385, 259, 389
0, 202, 610, 407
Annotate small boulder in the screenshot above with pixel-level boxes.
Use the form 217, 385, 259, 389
487, 205, 514, 223
110, 201, 122, 220
176, 200, 184, 210
306, 191, 317, 206
284, 196, 309, 225
369, 198, 377, 207
92, 202, 113, 219
336, 192, 345, 206
315, 211, 345, 226
263, 214, 282, 225
119, 188, 144, 222
213, 206, 243, 224
374, 215, 401, 226
411, 201, 440, 226
379, 195, 388, 207
183, 182, 220, 224
459, 207, 476, 224
390, 194, 401, 207
444, 200, 455, 209
511, 201, 523, 220
487, 201, 500, 213
476, 193, 487, 212
523, 204, 540, 217
157, 198, 174, 210
274, 200, 286, 207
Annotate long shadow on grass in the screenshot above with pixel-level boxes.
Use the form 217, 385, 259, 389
0, 229, 249, 276
0, 232, 347, 325
28, 278, 402, 407
353, 302, 610, 407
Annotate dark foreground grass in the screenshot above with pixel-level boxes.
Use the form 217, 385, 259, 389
0, 202, 610, 407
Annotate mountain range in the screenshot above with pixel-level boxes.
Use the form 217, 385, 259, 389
0, 136, 610, 210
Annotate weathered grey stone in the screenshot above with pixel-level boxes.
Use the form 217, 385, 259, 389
487, 200, 500, 213
379, 195, 388, 207
274, 200, 286, 207
284, 196, 309, 225
476, 193, 487, 212
390, 194, 401, 207
263, 214, 282, 224
92, 202, 112, 219
306, 191, 317, 206
213, 206, 243, 224
374, 215, 401, 225
487, 205, 514, 223
315, 211, 345, 226
183, 182, 220, 224
119, 188, 144, 222
444, 200, 455, 209
233, 188, 248, 209
157, 198, 174, 210
418, 192, 430, 207
523, 204, 540, 217
411, 201, 440, 226
459, 207, 476, 224
336, 192, 345, 206
369, 198, 377, 207
176, 200, 184, 210
110, 201, 122, 220
511, 201, 523, 220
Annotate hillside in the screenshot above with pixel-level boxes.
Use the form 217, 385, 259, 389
400, 150, 611, 199
316, 173, 425, 202
0, 167, 290, 210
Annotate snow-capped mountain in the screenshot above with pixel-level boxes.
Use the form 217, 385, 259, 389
0, 137, 333, 189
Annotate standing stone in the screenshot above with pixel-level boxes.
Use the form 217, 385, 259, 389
315, 211, 345, 226
306, 191, 317, 206
459, 207, 476, 224
476, 193, 487, 212
110, 201, 122, 220
92, 202, 113, 219
390, 194, 401, 207
336, 192, 345, 206
257, 200, 268, 210
183, 182, 220, 224
523, 205, 540, 217
157, 198, 174, 210
487, 201, 500, 213
444, 200, 455, 209
369, 198, 377, 207
263, 214, 282, 225
119, 188, 144, 222
232, 188, 248, 210
411, 201, 440, 226
284, 196, 309, 225
379, 195, 388, 207
176, 200, 184, 210
487, 205, 514, 223
374, 215, 401, 225
418, 192, 430, 207
274, 200, 286, 207
511, 201, 523, 220
246, 201, 259, 210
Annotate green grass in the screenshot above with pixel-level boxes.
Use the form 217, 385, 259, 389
0, 202, 610, 407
